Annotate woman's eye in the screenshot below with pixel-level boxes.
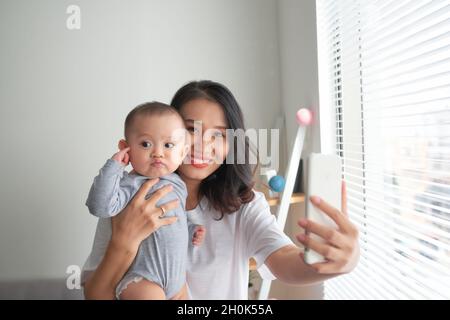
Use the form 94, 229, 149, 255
187, 127, 199, 134
165, 142, 175, 149
214, 131, 224, 138
141, 141, 152, 148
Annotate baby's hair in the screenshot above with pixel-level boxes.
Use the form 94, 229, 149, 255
124, 101, 184, 139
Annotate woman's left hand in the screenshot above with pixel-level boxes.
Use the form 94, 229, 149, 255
296, 181, 360, 274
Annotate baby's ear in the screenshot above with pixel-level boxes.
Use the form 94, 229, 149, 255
118, 139, 129, 150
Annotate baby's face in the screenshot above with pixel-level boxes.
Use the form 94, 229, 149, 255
126, 114, 188, 178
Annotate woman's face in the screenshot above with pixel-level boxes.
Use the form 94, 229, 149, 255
177, 98, 229, 182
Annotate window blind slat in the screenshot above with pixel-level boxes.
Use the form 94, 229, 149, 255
363, 72, 450, 98
351, 197, 450, 233
361, 106, 450, 117
327, 262, 405, 299
342, 164, 450, 196
341, 162, 450, 191
360, 231, 450, 282
346, 178, 450, 216
362, 45, 450, 85
359, 231, 450, 293
345, 172, 448, 211
363, 57, 450, 88
347, 199, 450, 258
361, 4, 450, 55
359, 241, 449, 299
343, 254, 431, 299
326, 266, 401, 299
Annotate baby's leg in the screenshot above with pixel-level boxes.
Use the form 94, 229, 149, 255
119, 278, 166, 300
170, 283, 189, 300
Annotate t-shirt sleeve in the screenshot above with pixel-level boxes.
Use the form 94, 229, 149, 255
243, 191, 294, 269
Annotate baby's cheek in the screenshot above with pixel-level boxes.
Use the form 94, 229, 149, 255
130, 151, 149, 169
161, 153, 175, 168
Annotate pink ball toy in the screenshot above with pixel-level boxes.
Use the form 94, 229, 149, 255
296, 108, 312, 126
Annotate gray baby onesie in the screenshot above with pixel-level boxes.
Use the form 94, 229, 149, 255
86, 159, 198, 299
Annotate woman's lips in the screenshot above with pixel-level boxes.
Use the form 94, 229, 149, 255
191, 162, 209, 169
189, 156, 212, 168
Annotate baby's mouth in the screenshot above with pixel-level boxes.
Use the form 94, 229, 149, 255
151, 160, 165, 168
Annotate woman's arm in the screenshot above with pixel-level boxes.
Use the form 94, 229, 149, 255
265, 181, 360, 286
84, 239, 138, 299
264, 245, 337, 286
83, 178, 180, 299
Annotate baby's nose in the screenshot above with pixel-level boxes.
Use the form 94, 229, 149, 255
151, 148, 163, 158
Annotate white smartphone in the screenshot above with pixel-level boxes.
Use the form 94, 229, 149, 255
304, 153, 342, 265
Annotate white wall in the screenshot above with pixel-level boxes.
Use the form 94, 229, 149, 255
269, 0, 323, 299
278, 0, 321, 154
0, 0, 282, 280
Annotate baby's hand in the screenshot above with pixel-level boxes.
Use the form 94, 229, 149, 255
112, 147, 130, 166
192, 225, 206, 246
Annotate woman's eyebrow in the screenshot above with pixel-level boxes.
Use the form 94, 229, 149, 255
184, 119, 227, 129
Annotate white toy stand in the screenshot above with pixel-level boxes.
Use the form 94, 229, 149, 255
257, 108, 312, 300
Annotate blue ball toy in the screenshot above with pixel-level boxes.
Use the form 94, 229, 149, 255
269, 175, 285, 192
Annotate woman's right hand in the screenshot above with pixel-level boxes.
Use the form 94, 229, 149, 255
110, 178, 180, 253
84, 178, 180, 300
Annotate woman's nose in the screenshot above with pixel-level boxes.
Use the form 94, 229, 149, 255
192, 136, 214, 155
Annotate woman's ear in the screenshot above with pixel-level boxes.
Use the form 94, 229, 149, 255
118, 139, 129, 150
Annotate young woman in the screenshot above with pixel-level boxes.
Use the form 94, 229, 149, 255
83, 80, 360, 299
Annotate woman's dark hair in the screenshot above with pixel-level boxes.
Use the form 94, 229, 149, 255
171, 80, 257, 219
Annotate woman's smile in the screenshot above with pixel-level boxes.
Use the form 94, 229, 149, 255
189, 156, 212, 168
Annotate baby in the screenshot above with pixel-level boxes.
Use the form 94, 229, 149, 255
85, 101, 204, 300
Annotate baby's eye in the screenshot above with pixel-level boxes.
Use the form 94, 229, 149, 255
164, 142, 175, 149
140, 141, 152, 148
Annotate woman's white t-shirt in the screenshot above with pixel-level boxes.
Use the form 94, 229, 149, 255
81, 191, 293, 299
186, 191, 293, 299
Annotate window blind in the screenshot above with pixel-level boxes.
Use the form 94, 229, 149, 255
316, 0, 450, 299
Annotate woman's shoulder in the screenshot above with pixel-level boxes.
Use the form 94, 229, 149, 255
246, 190, 269, 206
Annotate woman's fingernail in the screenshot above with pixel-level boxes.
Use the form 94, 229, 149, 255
297, 234, 306, 242
310, 196, 321, 205
298, 219, 308, 227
